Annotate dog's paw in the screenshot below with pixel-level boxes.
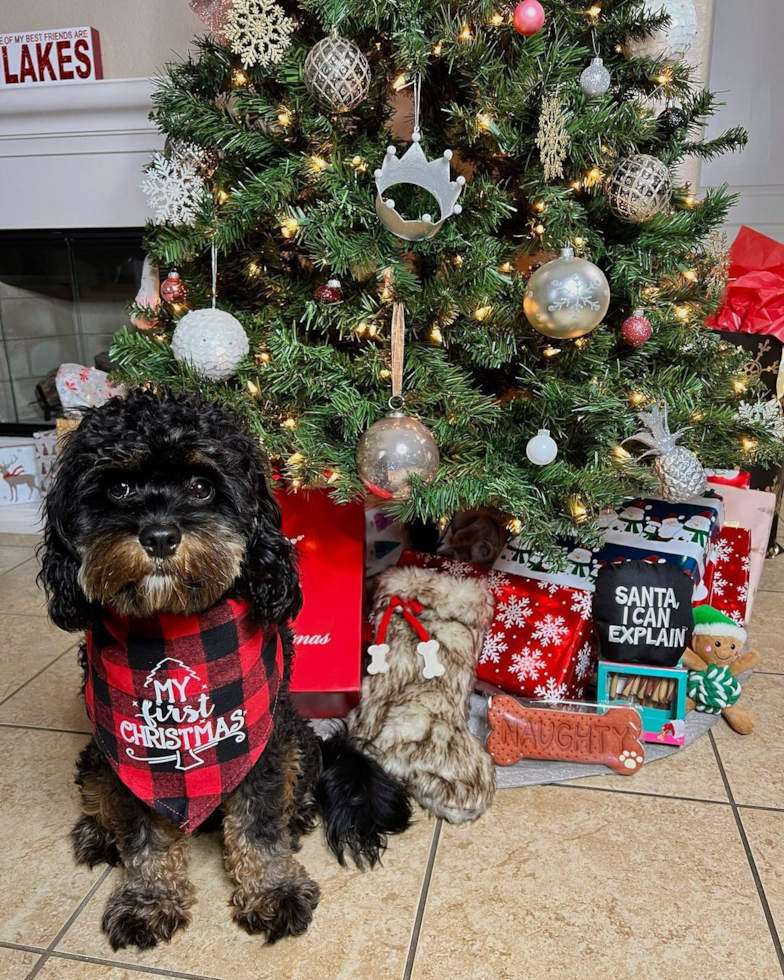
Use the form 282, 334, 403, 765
101, 884, 193, 950
71, 815, 121, 869
232, 876, 320, 943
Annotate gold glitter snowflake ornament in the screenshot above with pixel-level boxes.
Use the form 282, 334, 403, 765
536, 92, 569, 182
224, 0, 295, 69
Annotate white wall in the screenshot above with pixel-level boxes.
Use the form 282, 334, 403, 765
700, 0, 784, 243
1, 0, 202, 79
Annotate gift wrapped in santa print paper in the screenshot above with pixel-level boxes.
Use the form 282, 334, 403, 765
398, 551, 596, 701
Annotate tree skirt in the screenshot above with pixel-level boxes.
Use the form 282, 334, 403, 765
465, 676, 749, 789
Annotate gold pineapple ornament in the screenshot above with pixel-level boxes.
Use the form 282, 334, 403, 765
626, 401, 707, 502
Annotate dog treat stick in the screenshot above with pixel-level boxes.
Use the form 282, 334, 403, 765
610, 674, 620, 698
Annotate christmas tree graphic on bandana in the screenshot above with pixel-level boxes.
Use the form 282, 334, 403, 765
123, 657, 248, 772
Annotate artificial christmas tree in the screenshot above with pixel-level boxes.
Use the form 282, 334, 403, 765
116, 0, 783, 557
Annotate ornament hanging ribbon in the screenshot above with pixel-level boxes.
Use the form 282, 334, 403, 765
189, 0, 231, 41
390, 299, 406, 405
367, 594, 445, 679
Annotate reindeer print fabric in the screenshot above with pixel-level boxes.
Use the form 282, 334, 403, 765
0, 443, 40, 505
85, 597, 282, 831
593, 561, 694, 667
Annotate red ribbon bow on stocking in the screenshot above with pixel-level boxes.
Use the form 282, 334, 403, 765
367, 595, 445, 680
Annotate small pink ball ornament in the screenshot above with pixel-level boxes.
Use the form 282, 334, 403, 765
621, 309, 653, 347
514, 0, 545, 36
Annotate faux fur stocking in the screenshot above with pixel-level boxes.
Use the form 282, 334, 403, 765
350, 565, 496, 824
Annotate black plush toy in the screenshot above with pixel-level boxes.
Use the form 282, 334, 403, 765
593, 561, 695, 667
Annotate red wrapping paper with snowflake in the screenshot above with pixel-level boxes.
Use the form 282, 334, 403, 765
397, 550, 596, 702
695, 527, 752, 627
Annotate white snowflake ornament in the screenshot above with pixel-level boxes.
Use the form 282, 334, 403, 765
224, 0, 295, 69
172, 309, 250, 381
141, 153, 206, 226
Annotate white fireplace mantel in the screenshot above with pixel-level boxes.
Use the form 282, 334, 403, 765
0, 77, 162, 229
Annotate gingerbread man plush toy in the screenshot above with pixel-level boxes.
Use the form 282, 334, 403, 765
682, 606, 760, 735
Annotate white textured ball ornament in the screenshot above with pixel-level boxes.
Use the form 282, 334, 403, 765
171, 308, 249, 381
356, 410, 440, 500
580, 58, 611, 97
625, 0, 697, 60
523, 247, 611, 339
526, 429, 558, 466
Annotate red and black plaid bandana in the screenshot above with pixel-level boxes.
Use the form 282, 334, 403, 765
84, 597, 282, 833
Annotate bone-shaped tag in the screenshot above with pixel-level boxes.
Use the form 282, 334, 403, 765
417, 639, 445, 679
367, 643, 391, 675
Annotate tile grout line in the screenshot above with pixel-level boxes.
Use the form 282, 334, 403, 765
0, 554, 36, 578
402, 819, 442, 980
548, 780, 732, 808
708, 729, 784, 978
28, 949, 223, 980
24, 867, 112, 980
0, 644, 79, 709
0, 721, 91, 736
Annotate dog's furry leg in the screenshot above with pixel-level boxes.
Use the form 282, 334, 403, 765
75, 741, 195, 950
222, 718, 320, 943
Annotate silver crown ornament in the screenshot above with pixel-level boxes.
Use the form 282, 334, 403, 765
374, 136, 466, 242
373, 76, 465, 242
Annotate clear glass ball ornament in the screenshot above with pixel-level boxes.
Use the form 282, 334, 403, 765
356, 409, 440, 500
523, 247, 611, 339
171, 308, 249, 381
580, 58, 611, 97
526, 429, 558, 466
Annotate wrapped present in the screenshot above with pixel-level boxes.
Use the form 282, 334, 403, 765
278, 489, 364, 717
365, 501, 410, 579
704, 469, 751, 490
0, 440, 41, 506
493, 499, 723, 595
706, 482, 776, 622
696, 527, 752, 627
55, 363, 124, 416
32, 430, 58, 493
597, 494, 723, 571
397, 552, 597, 701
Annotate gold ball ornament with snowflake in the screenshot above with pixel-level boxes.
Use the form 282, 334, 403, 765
223, 0, 295, 69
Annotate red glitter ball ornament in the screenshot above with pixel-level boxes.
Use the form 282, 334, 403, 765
514, 0, 545, 36
160, 270, 189, 305
314, 279, 343, 303
621, 309, 652, 347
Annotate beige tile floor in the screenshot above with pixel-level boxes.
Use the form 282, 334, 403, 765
1, 531, 783, 980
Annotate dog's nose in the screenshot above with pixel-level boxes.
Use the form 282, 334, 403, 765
139, 524, 182, 558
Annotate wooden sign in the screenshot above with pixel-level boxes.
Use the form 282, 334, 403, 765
487, 694, 645, 775
1, 27, 103, 87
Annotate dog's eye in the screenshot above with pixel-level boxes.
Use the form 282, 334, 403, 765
107, 481, 133, 500
188, 478, 214, 502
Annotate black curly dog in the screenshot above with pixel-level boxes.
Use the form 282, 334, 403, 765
39, 390, 410, 950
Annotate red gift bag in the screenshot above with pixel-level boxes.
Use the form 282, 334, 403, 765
278, 489, 364, 717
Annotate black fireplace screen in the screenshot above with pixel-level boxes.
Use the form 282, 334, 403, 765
0, 229, 144, 425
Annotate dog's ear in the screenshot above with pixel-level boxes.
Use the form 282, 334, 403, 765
243, 462, 303, 627
37, 440, 97, 632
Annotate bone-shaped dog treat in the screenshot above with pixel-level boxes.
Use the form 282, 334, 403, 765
486, 695, 645, 775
